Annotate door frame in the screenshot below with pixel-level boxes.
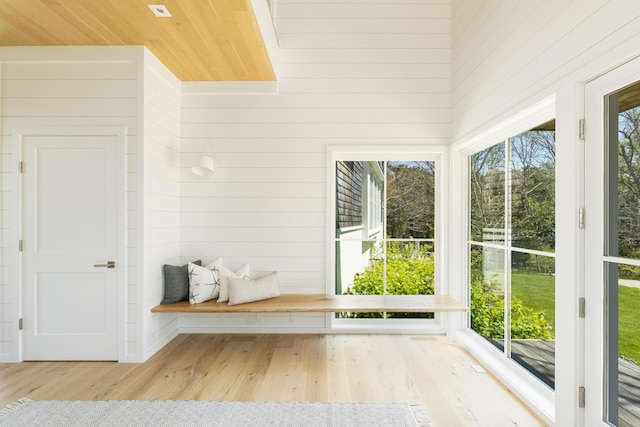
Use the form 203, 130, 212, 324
12, 126, 126, 362
584, 55, 640, 426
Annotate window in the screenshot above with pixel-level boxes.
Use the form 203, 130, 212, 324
468, 121, 556, 388
331, 150, 442, 321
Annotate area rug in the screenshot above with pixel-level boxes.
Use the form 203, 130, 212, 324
0, 398, 431, 427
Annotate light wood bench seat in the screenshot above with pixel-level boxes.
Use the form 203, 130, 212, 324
151, 294, 468, 313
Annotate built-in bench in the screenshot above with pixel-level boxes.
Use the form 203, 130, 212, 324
151, 294, 468, 314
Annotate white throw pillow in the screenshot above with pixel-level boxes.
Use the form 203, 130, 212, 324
206, 258, 250, 303
188, 262, 220, 304
228, 271, 280, 305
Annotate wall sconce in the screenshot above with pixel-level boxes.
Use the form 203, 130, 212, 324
191, 156, 215, 176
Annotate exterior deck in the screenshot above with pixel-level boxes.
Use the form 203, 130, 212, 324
508, 340, 640, 426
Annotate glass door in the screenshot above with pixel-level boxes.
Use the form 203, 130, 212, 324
585, 57, 640, 427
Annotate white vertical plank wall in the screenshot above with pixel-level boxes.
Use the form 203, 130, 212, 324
0, 47, 141, 362
0, 59, 7, 360
141, 49, 183, 359
178, 0, 451, 332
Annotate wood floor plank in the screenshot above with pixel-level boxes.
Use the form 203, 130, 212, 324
0, 334, 546, 426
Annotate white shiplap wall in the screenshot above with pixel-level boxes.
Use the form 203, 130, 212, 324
0, 47, 141, 362
179, 0, 451, 331
141, 49, 183, 360
450, 1, 640, 425
451, 0, 640, 142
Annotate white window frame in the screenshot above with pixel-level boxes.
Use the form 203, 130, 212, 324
326, 145, 448, 333
364, 161, 384, 239
451, 95, 557, 424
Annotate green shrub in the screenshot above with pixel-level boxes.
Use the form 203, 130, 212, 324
341, 242, 434, 318
470, 280, 553, 340
347, 246, 434, 296
342, 242, 554, 337
469, 280, 504, 337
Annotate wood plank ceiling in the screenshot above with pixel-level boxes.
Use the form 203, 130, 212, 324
0, 0, 275, 81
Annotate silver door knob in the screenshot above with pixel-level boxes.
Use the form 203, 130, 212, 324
94, 261, 116, 268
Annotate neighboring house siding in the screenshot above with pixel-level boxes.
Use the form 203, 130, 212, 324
178, 0, 451, 331
336, 161, 363, 230
0, 47, 141, 362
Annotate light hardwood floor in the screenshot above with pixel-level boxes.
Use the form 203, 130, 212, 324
0, 334, 547, 426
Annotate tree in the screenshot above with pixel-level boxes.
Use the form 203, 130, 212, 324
470, 143, 507, 242
510, 130, 556, 252
470, 131, 556, 273
386, 161, 435, 239
618, 107, 640, 264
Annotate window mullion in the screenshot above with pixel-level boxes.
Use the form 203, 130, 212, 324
382, 161, 388, 298
505, 138, 513, 359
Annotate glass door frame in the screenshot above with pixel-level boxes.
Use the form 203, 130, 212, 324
584, 55, 640, 426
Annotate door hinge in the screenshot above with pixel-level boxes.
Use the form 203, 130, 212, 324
18, 161, 24, 173
18, 240, 24, 252
578, 208, 585, 229
579, 386, 585, 408
578, 119, 585, 140
579, 297, 585, 318
18, 318, 23, 330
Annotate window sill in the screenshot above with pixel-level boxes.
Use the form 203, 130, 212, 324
453, 329, 555, 425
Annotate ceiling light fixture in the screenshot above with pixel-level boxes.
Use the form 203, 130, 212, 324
148, 4, 172, 17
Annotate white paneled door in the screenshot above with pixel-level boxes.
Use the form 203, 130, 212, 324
21, 132, 120, 360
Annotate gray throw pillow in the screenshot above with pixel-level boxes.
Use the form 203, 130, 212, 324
161, 260, 201, 304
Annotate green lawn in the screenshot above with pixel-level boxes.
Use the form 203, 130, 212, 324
511, 270, 555, 333
511, 270, 640, 364
619, 285, 640, 364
